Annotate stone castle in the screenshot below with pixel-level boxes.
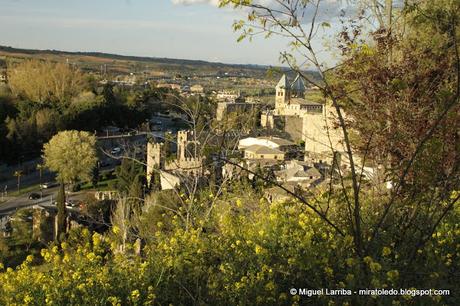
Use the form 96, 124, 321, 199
147, 130, 204, 189
261, 73, 345, 163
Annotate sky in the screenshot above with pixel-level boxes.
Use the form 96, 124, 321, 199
0, 0, 347, 66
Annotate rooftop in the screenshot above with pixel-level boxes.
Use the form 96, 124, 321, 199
258, 137, 295, 147
290, 98, 323, 106
245, 144, 284, 155
291, 74, 306, 93
238, 136, 296, 150
276, 74, 289, 89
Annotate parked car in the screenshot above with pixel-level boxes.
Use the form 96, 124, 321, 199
40, 182, 58, 189
110, 147, 121, 155
99, 160, 110, 167
65, 200, 80, 209
28, 193, 41, 200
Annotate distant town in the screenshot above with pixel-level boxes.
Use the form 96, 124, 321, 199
0, 48, 337, 238
1, 0, 458, 303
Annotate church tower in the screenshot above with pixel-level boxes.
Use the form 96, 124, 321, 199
275, 74, 290, 110
291, 73, 306, 98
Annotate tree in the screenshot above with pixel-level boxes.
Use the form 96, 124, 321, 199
43, 130, 97, 238
113, 158, 144, 196
7, 60, 85, 105
220, 0, 460, 298
35, 108, 60, 140
43, 130, 97, 185
55, 183, 66, 241
91, 165, 99, 188
0, 95, 17, 163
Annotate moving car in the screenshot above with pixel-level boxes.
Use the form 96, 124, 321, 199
65, 200, 80, 208
28, 193, 41, 200
110, 147, 121, 155
40, 182, 58, 189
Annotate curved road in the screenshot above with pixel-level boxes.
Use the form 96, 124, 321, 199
0, 186, 59, 217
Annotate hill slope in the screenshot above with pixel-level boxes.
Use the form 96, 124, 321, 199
0, 46, 320, 81
0, 46, 276, 77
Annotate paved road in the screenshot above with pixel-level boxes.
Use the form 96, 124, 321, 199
0, 157, 51, 188
0, 186, 57, 214
0, 186, 86, 217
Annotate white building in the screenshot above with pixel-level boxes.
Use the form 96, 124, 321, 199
244, 145, 285, 161
238, 136, 295, 151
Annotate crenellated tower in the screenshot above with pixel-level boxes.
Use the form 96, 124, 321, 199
177, 130, 197, 160
147, 142, 163, 186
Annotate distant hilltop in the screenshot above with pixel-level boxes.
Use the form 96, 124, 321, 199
0, 45, 320, 80
0, 45, 267, 69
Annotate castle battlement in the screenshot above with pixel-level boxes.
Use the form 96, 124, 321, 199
146, 130, 207, 189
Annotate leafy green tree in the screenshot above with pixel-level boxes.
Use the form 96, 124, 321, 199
43, 130, 97, 238
219, 0, 460, 294
113, 158, 144, 197
34, 108, 60, 139
0, 236, 9, 264
7, 59, 85, 105
0, 95, 16, 162
81, 195, 115, 231
43, 130, 97, 184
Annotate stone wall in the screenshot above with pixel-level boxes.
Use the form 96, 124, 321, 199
32, 209, 55, 243
283, 116, 304, 142
216, 102, 260, 121
303, 105, 346, 159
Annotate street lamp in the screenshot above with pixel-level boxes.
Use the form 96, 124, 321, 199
13, 170, 22, 194
37, 164, 44, 198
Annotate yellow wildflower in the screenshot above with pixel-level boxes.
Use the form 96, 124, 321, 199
382, 247, 391, 256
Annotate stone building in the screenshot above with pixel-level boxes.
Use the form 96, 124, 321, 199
261, 73, 345, 164
216, 90, 240, 102
147, 130, 204, 190
190, 84, 204, 94
238, 136, 296, 151
216, 96, 260, 122
156, 83, 181, 91
243, 145, 285, 161
274, 160, 322, 184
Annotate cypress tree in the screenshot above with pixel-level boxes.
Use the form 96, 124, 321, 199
56, 182, 67, 241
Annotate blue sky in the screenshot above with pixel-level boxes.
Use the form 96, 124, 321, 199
0, 0, 344, 65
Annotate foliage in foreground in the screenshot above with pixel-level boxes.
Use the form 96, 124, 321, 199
0, 195, 459, 306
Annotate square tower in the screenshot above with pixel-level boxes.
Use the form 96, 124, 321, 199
275, 74, 290, 110
147, 142, 163, 185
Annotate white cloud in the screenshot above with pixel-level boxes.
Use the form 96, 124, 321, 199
171, 0, 220, 6
171, 0, 354, 23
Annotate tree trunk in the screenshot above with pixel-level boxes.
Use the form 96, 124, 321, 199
55, 182, 67, 241
385, 0, 393, 30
